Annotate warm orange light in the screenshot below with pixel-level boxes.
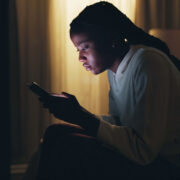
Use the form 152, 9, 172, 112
48, 0, 137, 119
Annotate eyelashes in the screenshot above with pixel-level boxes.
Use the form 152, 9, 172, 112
82, 45, 89, 50
77, 45, 89, 52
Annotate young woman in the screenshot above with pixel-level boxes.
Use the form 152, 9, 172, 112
37, 2, 180, 179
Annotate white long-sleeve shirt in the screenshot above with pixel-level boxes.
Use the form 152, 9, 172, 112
97, 45, 180, 166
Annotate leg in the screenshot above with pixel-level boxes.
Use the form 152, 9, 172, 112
37, 122, 179, 180
37, 122, 136, 180
37, 122, 92, 180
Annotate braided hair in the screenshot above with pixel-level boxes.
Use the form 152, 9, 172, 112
70, 1, 180, 71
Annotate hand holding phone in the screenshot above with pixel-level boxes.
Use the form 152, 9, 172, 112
27, 82, 88, 125
27, 82, 50, 99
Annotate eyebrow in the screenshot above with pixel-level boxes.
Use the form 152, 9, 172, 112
77, 39, 90, 46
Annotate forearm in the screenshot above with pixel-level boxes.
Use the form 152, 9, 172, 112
76, 107, 100, 137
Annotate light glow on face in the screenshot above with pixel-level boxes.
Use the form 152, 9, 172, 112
71, 33, 115, 75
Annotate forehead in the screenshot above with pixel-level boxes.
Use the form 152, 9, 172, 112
70, 33, 92, 46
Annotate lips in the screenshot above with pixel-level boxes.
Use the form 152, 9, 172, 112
83, 63, 91, 71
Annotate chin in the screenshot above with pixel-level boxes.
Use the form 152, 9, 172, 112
91, 70, 98, 75
92, 72, 100, 75
91, 69, 104, 75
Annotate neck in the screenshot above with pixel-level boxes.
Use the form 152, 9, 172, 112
110, 45, 130, 73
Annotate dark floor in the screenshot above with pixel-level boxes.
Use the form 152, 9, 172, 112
11, 173, 24, 180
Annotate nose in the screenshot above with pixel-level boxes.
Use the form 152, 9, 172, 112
79, 52, 87, 62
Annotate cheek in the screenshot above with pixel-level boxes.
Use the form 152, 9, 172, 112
90, 53, 104, 67
88, 49, 111, 72
92, 55, 108, 74
95, 53, 110, 69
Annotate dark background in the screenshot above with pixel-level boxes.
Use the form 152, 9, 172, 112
1, 0, 10, 179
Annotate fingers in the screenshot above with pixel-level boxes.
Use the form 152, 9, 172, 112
49, 92, 71, 99
50, 93, 67, 98
61, 92, 73, 98
61, 92, 81, 107
51, 92, 77, 104
47, 91, 74, 98
58, 94, 69, 98
39, 97, 51, 108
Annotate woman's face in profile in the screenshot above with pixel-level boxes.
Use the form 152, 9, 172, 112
71, 32, 114, 75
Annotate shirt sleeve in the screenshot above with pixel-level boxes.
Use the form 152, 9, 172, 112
109, 88, 119, 117
99, 88, 120, 125
97, 90, 120, 125
98, 72, 120, 125
97, 50, 171, 165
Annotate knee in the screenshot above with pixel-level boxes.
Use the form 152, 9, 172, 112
42, 123, 85, 144
43, 124, 65, 144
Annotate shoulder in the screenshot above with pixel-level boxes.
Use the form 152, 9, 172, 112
130, 45, 172, 75
133, 45, 169, 65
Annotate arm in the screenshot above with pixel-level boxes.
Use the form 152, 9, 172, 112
99, 71, 120, 125
98, 89, 120, 125
39, 92, 101, 136
97, 51, 171, 165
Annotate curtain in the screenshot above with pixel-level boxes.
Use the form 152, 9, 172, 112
135, 0, 180, 31
49, 0, 137, 122
10, 0, 136, 164
10, 0, 180, 165
10, 0, 52, 163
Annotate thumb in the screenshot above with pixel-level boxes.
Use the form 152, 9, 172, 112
62, 92, 80, 106
61, 92, 73, 98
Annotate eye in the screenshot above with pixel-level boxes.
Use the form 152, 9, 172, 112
81, 45, 89, 51
76, 44, 89, 52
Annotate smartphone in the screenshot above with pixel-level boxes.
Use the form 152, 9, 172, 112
27, 82, 50, 99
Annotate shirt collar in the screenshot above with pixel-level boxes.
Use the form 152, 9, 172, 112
111, 45, 144, 77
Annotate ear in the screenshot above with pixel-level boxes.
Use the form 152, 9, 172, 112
112, 37, 128, 48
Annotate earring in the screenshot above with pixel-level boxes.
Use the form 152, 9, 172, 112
124, 38, 128, 43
